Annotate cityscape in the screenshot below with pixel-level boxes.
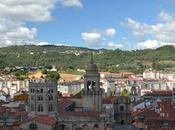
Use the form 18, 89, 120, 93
0, 0, 175, 130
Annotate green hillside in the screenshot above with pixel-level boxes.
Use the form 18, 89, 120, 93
0, 45, 175, 74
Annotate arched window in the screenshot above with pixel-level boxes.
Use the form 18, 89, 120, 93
92, 81, 96, 89
31, 95, 34, 100
83, 125, 89, 130
93, 124, 99, 130
121, 120, 124, 125
48, 95, 53, 100
87, 81, 91, 91
31, 104, 34, 111
72, 124, 77, 130
120, 105, 124, 111
38, 104, 43, 112
40, 89, 43, 93
38, 95, 43, 101
29, 123, 37, 130
49, 104, 54, 111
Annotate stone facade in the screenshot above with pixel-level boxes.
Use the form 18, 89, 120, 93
28, 81, 58, 117
114, 96, 132, 125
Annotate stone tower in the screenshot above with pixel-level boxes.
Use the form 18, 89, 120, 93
81, 52, 103, 111
28, 80, 58, 117
130, 83, 138, 103
114, 96, 132, 125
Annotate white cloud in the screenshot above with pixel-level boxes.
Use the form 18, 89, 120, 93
0, 0, 56, 22
81, 27, 117, 48
36, 42, 50, 46
137, 40, 160, 49
137, 40, 175, 49
107, 42, 123, 49
127, 12, 175, 43
0, 0, 58, 47
125, 11, 175, 49
58, 0, 83, 8
158, 11, 174, 22
81, 32, 102, 47
105, 28, 116, 37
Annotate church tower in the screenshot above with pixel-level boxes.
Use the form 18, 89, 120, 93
81, 52, 103, 111
28, 80, 58, 117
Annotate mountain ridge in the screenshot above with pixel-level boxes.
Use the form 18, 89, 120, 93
0, 45, 175, 73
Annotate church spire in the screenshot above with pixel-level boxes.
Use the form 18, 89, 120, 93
90, 52, 94, 64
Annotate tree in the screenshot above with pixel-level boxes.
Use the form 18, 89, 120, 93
45, 71, 60, 82
121, 89, 130, 97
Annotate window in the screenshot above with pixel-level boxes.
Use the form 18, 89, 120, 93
38, 104, 43, 112
29, 123, 38, 130
48, 95, 53, 100
38, 95, 43, 101
49, 104, 54, 111
31, 104, 34, 111
40, 89, 43, 93
121, 120, 124, 125
120, 105, 124, 111
31, 95, 34, 100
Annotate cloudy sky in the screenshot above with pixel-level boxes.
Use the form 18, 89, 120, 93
0, 0, 175, 50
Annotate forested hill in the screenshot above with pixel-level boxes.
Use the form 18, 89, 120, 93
0, 45, 175, 74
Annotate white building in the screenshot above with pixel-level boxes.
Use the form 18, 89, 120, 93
58, 80, 84, 96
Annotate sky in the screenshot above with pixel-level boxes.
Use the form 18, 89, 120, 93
0, 0, 175, 50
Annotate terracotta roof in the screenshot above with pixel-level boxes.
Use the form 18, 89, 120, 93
58, 99, 75, 111
133, 100, 175, 121
144, 91, 172, 97
13, 111, 28, 117
12, 126, 20, 130
59, 111, 102, 118
20, 115, 57, 126
103, 96, 117, 104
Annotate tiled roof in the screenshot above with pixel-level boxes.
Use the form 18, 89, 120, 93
58, 99, 75, 111
12, 126, 20, 130
144, 91, 172, 97
103, 96, 117, 104
21, 115, 57, 126
133, 100, 175, 121
59, 111, 102, 118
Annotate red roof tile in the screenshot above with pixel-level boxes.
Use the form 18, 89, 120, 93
58, 99, 75, 111
59, 111, 102, 118
21, 115, 57, 126
103, 96, 117, 104
144, 91, 172, 97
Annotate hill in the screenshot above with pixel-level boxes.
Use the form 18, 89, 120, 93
0, 45, 175, 74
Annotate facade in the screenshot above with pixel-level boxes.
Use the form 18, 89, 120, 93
114, 96, 132, 125
58, 80, 84, 96
28, 81, 58, 117
20, 115, 58, 130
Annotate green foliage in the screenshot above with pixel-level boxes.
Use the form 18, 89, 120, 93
45, 65, 52, 70
41, 69, 48, 74
121, 89, 130, 97
0, 45, 175, 74
45, 71, 60, 82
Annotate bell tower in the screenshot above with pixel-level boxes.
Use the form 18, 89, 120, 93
82, 52, 103, 111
